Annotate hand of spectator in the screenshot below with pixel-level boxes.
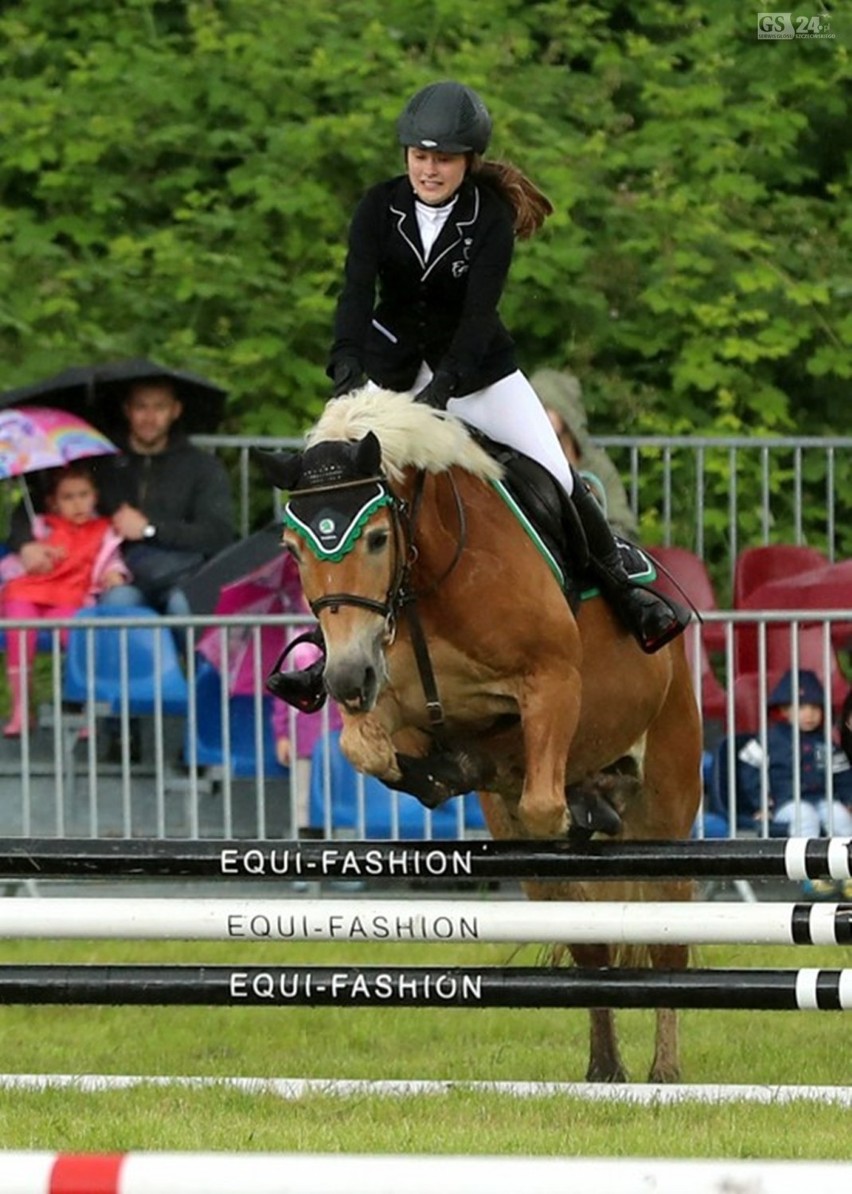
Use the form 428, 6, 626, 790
275, 736, 292, 767
100, 570, 126, 590
112, 503, 149, 541
19, 541, 64, 574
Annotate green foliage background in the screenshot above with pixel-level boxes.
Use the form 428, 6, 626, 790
0, 0, 848, 451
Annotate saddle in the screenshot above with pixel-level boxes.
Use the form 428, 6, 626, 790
471, 431, 653, 608
471, 431, 583, 603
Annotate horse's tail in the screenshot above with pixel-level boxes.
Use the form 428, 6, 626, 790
542, 941, 694, 971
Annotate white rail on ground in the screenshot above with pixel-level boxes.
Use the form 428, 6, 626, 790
4, 1152, 852, 1194
1, 1073, 851, 1106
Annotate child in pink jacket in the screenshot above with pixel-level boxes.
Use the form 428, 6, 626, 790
1, 462, 128, 735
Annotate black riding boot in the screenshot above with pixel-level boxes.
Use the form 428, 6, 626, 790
265, 628, 328, 714
571, 478, 690, 654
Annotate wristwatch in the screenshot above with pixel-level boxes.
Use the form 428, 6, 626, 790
142, 523, 157, 540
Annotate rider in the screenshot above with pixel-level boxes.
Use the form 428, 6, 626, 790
277, 81, 689, 710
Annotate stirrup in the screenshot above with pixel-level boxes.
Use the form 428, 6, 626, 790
623, 587, 691, 655
266, 628, 327, 714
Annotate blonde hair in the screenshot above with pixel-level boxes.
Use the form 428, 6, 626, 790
472, 157, 554, 239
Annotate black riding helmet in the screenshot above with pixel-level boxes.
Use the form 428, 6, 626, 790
397, 81, 492, 155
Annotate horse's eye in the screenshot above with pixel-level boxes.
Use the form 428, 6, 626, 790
366, 529, 389, 553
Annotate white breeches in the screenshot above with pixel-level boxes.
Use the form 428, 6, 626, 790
414, 364, 575, 498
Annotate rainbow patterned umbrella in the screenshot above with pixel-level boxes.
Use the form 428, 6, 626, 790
0, 405, 120, 527
0, 405, 119, 481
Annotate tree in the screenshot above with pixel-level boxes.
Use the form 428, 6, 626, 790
0, 0, 847, 459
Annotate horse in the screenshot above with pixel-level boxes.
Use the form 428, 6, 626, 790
258, 389, 703, 1083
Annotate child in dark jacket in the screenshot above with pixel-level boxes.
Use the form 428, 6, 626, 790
766, 669, 852, 837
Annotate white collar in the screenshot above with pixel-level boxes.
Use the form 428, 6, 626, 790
414, 196, 457, 257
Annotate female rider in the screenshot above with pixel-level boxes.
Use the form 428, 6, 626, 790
278, 82, 688, 710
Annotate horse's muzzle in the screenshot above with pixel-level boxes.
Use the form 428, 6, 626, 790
324, 651, 386, 714
327, 665, 381, 714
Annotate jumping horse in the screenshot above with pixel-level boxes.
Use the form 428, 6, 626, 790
259, 389, 703, 1083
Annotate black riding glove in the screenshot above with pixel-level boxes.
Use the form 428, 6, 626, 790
413, 370, 457, 410
330, 357, 366, 399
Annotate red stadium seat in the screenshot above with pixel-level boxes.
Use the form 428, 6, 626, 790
733, 544, 828, 608
649, 546, 726, 654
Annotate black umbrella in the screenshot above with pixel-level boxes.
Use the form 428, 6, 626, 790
0, 357, 227, 435
179, 522, 286, 615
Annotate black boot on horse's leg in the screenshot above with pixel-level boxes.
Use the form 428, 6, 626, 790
571, 478, 690, 654
266, 627, 328, 714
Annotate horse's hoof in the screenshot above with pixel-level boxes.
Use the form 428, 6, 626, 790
393, 753, 468, 808
585, 1065, 629, 1084
566, 784, 623, 837
647, 1066, 681, 1084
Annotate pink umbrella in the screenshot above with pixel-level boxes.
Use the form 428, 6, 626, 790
0, 405, 119, 524
0, 405, 119, 479
197, 550, 309, 695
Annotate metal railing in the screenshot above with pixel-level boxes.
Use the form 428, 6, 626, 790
595, 434, 852, 586
2, 434, 850, 852
3, 432, 849, 588
194, 433, 852, 596
0, 609, 849, 849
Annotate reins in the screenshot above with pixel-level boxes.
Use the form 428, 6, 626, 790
398, 470, 467, 737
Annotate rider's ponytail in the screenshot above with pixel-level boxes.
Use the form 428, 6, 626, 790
471, 157, 554, 240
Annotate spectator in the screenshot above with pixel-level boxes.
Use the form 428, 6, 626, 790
698, 733, 778, 840
93, 380, 235, 617
765, 668, 852, 838
0, 462, 128, 736
699, 673, 852, 856
531, 367, 639, 542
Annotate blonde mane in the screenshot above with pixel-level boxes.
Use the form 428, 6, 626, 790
306, 388, 503, 485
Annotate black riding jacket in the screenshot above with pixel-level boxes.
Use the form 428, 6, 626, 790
328, 174, 518, 396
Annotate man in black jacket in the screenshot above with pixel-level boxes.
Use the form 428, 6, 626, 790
94, 380, 235, 617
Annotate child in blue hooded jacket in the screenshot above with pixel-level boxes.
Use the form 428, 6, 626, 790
766, 668, 852, 837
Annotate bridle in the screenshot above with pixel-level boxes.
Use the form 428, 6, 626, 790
288, 468, 467, 733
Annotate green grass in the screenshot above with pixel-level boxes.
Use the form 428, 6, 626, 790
0, 938, 849, 1156
1, 1088, 850, 1158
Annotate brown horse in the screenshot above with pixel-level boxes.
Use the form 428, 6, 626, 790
260, 389, 703, 1082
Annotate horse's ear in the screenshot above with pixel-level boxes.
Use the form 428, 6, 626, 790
252, 448, 303, 492
355, 431, 382, 476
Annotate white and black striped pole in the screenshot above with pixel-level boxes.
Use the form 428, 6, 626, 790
0, 898, 848, 946
0, 836, 849, 882
0, 964, 850, 1010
